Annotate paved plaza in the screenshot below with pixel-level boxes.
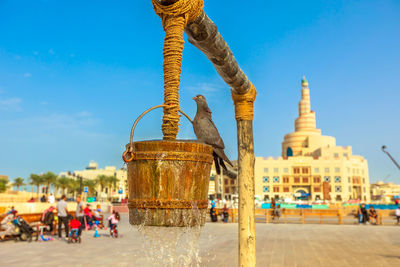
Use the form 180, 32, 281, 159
1, 214, 400, 266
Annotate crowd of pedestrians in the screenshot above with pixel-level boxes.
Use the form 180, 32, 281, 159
0, 195, 121, 242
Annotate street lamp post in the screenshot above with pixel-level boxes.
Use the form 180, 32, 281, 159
382, 145, 400, 171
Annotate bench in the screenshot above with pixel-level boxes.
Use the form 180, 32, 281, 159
264, 209, 344, 224
0, 211, 75, 241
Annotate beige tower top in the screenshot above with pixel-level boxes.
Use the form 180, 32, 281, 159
294, 76, 319, 133
282, 76, 335, 157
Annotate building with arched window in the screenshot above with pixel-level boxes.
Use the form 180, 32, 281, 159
255, 77, 370, 202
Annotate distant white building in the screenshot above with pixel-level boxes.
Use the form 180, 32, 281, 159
59, 161, 127, 200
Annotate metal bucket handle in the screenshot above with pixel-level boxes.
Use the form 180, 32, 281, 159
122, 104, 193, 162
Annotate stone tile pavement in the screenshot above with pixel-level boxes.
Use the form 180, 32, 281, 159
1, 214, 399, 266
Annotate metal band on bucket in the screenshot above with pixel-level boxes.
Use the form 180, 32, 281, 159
132, 151, 213, 164
128, 199, 209, 209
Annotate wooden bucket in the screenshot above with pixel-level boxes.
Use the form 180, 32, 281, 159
126, 140, 213, 227
122, 106, 213, 227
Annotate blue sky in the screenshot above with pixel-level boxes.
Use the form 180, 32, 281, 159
0, 0, 399, 183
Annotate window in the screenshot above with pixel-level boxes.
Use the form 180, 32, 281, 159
293, 167, 300, 174
314, 168, 319, 173
344, 153, 348, 157
283, 177, 289, 183
294, 177, 300, 183
263, 176, 269, 183
334, 176, 341, 183
273, 176, 280, 183
313, 176, 321, 183
363, 187, 366, 193
302, 167, 309, 174
363, 178, 365, 184
230, 179, 235, 185
302, 177, 309, 183
224, 179, 229, 185
335, 168, 340, 173
314, 186, 321, 192
264, 168, 268, 173
274, 168, 279, 173
225, 188, 229, 193
324, 176, 331, 182
283, 168, 289, 173
336, 195, 342, 201
325, 168, 330, 173
283, 187, 289, 192
263, 186, 269, 192
348, 177, 351, 183
335, 186, 342, 192
273, 186, 279, 192
334, 153, 339, 158
348, 186, 351, 192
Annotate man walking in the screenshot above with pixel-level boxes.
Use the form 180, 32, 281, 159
76, 195, 84, 235
56, 195, 69, 240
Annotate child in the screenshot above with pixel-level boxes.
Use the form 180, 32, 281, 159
68, 216, 81, 239
84, 204, 94, 229
108, 211, 120, 235
93, 204, 104, 229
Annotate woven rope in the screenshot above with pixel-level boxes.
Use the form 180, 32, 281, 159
231, 83, 257, 121
152, 0, 204, 140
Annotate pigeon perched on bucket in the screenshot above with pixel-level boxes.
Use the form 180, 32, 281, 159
192, 95, 237, 179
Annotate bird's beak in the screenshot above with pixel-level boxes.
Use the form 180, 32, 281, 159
192, 96, 197, 100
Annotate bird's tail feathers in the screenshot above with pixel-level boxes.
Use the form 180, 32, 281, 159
214, 148, 233, 167
213, 154, 221, 175
219, 156, 237, 179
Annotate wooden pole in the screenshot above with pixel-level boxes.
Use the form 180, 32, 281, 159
237, 120, 256, 266
156, 2, 257, 266
185, 11, 256, 267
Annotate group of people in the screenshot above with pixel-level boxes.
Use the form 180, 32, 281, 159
357, 204, 379, 224
42, 195, 119, 241
27, 194, 56, 203
209, 199, 230, 223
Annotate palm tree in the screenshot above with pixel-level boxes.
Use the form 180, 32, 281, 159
41, 172, 58, 196
95, 175, 108, 193
107, 176, 119, 191
29, 174, 43, 200
66, 178, 80, 198
56, 177, 70, 195
106, 176, 119, 198
12, 177, 25, 192
83, 179, 97, 197
0, 176, 9, 193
